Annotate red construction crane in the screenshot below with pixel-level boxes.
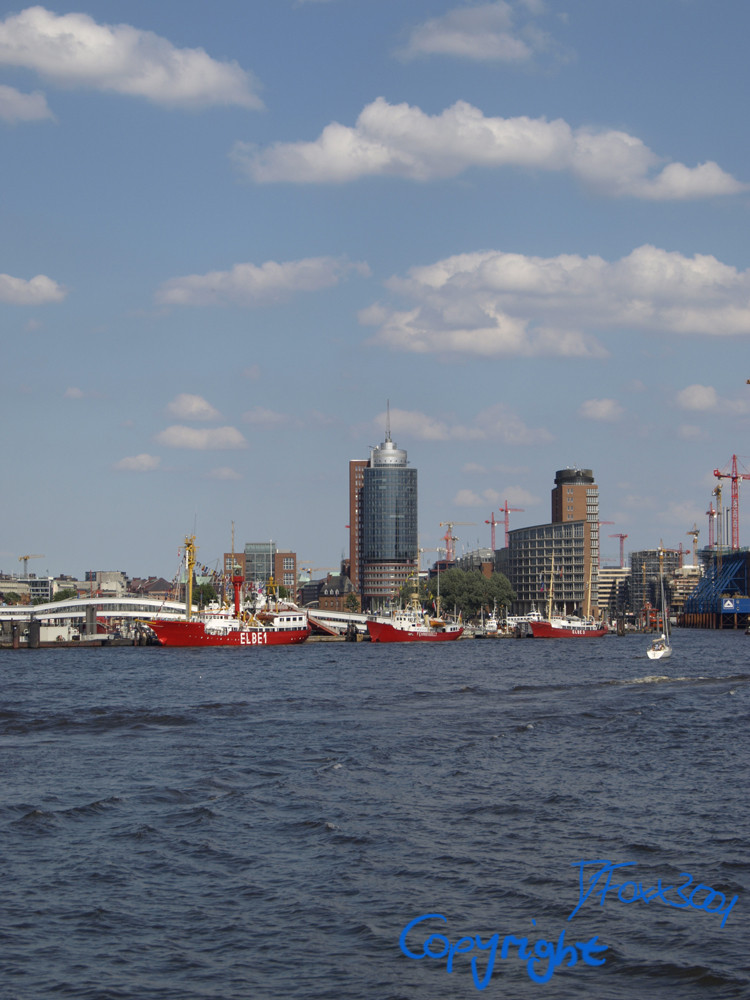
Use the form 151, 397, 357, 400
499, 500, 524, 548
609, 533, 628, 569
439, 522, 475, 563
712, 455, 750, 550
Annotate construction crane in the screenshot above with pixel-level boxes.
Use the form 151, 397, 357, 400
485, 512, 499, 550
499, 501, 524, 549
713, 455, 750, 551
300, 566, 336, 579
609, 533, 628, 569
687, 524, 700, 564
439, 522, 476, 563
706, 500, 717, 550
18, 554, 44, 575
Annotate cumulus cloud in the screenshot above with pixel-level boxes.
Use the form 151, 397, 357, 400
675, 384, 750, 416
232, 97, 745, 199
243, 406, 295, 427
381, 405, 552, 446
156, 256, 369, 307
206, 466, 242, 480
64, 386, 84, 399
0, 272, 66, 304
579, 398, 624, 421
114, 453, 161, 472
676, 384, 718, 411
398, 1, 556, 64
0, 6, 262, 110
678, 424, 707, 441
0, 83, 53, 122
155, 425, 247, 450
498, 485, 537, 507
166, 393, 221, 421
362, 244, 750, 360
453, 487, 503, 507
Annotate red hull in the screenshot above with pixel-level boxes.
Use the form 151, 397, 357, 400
529, 620, 608, 638
367, 620, 463, 643
148, 619, 310, 647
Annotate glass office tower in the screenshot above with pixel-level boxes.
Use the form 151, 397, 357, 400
360, 432, 418, 609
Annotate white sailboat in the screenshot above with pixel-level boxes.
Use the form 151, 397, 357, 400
647, 561, 672, 660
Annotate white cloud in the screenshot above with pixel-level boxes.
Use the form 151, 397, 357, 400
678, 424, 707, 441
380, 405, 552, 446
675, 384, 750, 417
497, 486, 536, 507
0, 83, 53, 122
676, 384, 718, 411
64, 386, 84, 399
114, 453, 161, 472
0, 6, 262, 110
579, 398, 624, 421
0, 272, 66, 304
243, 406, 294, 427
156, 256, 369, 307
362, 244, 750, 360
233, 97, 745, 199
453, 487, 504, 507
398, 1, 556, 64
206, 466, 242, 480
166, 393, 221, 421
155, 425, 247, 450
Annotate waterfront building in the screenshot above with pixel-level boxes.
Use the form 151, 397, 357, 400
348, 459, 368, 593
597, 565, 631, 618
499, 468, 601, 617
299, 572, 359, 612
240, 543, 297, 593
351, 426, 418, 611
456, 547, 495, 578
630, 548, 683, 613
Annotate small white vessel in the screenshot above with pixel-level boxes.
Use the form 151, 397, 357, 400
647, 556, 672, 660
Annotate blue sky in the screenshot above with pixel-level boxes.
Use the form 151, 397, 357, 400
2, 0, 750, 581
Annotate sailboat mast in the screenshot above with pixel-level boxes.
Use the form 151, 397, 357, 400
547, 553, 554, 620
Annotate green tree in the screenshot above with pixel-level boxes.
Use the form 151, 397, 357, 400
52, 588, 79, 602
344, 592, 361, 612
426, 569, 515, 619
194, 582, 218, 607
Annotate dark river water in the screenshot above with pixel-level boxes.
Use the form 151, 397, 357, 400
1, 630, 748, 999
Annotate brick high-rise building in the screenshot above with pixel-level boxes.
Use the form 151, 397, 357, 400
348, 459, 368, 593
499, 468, 602, 618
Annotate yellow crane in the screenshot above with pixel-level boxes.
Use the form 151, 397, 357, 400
18, 554, 44, 575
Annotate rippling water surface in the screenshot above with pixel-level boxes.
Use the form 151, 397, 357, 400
1, 630, 748, 999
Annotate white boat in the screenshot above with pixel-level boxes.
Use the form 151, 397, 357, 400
647, 559, 672, 660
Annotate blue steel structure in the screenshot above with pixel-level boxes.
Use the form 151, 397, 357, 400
680, 550, 750, 627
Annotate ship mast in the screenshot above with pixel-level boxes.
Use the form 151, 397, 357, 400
184, 535, 196, 620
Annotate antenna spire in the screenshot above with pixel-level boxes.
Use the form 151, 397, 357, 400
386, 399, 391, 442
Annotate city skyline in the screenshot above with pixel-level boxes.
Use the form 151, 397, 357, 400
3, 2, 750, 580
